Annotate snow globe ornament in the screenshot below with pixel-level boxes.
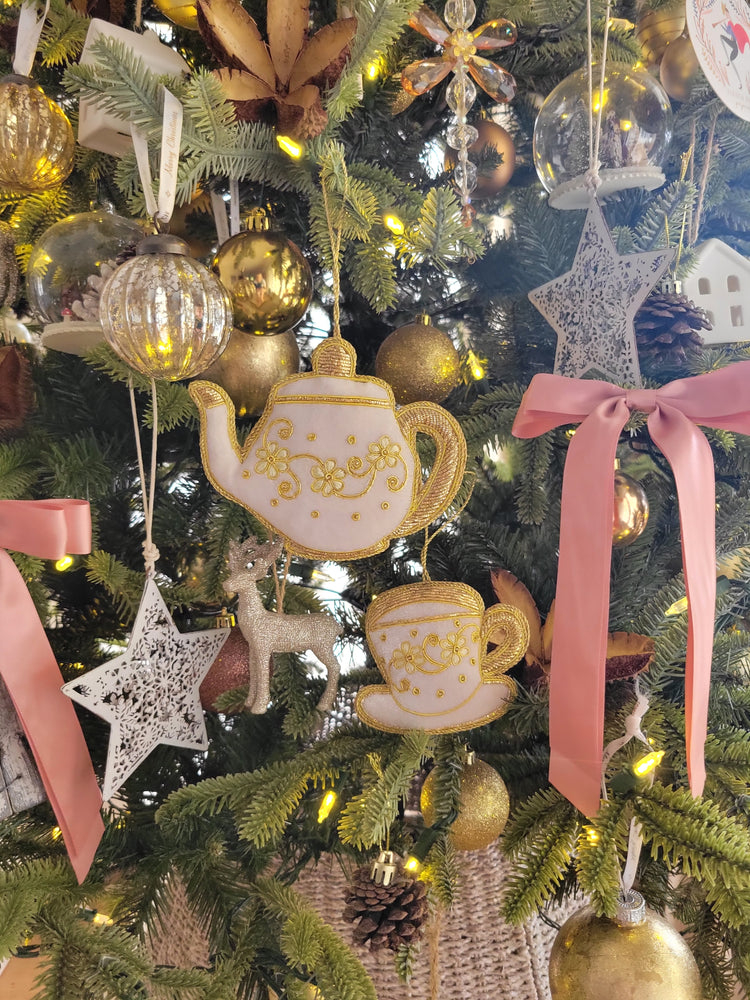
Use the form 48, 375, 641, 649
27, 209, 144, 355
533, 64, 673, 209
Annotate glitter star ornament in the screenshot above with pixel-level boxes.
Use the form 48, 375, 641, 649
63, 579, 229, 799
529, 200, 674, 385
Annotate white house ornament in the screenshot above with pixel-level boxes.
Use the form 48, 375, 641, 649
189, 337, 468, 561
356, 580, 529, 734
528, 200, 674, 385
686, 0, 750, 120
62, 578, 229, 800
680, 238, 750, 343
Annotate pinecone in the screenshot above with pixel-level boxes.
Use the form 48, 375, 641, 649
343, 864, 428, 952
634, 289, 711, 362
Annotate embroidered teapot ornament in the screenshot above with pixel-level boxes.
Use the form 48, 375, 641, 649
189, 337, 467, 560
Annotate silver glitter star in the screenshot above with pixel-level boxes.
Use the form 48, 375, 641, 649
528, 200, 674, 385
63, 579, 229, 800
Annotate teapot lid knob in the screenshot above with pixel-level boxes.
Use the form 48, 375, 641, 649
312, 337, 357, 376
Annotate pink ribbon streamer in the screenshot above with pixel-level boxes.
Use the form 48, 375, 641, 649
0, 499, 103, 881
512, 362, 750, 817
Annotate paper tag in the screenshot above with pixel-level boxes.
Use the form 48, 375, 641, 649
13, 0, 50, 77
210, 189, 230, 246
229, 176, 241, 237
129, 87, 183, 224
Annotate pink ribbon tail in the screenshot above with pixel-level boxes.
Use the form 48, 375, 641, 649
0, 500, 103, 882
512, 363, 750, 816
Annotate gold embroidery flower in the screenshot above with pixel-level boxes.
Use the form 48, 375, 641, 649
440, 632, 469, 666
390, 641, 426, 674
255, 441, 290, 479
367, 436, 401, 471
311, 458, 346, 497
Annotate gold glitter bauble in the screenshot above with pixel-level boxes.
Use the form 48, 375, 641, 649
445, 119, 516, 198
660, 36, 701, 102
549, 902, 702, 1000
375, 316, 461, 405
199, 627, 251, 711
612, 469, 649, 547
0, 76, 75, 194
199, 327, 300, 416
153, 0, 199, 29
421, 758, 510, 851
211, 212, 313, 336
636, 3, 686, 66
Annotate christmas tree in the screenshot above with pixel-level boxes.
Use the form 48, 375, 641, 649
1, 0, 750, 996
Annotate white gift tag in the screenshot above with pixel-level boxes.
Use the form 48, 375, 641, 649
13, 0, 50, 77
210, 189, 231, 246
130, 87, 183, 225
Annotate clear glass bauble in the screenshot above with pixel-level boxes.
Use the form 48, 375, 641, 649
27, 209, 144, 324
99, 235, 232, 381
533, 64, 673, 209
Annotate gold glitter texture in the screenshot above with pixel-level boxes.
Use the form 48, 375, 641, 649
421, 757, 510, 851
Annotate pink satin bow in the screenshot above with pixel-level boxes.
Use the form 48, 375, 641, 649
512, 361, 750, 817
0, 499, 103, 881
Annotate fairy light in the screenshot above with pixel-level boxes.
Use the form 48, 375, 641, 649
665, 595, 689, 616
585, 826, 599, 844
466, 349, 486, 380
365, 56, 384, 80
404, 855, 423, 873
633, 750, 665, 776
383, 212, 405, 235
276, 135, 304, 159
317, 790, 337, 823
55, 555, 74, 571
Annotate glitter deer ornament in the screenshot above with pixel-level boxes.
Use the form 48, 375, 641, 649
224, 536, 342, 714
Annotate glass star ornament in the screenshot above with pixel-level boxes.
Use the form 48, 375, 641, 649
62, 578, 230, 800
528, 200, 674, 386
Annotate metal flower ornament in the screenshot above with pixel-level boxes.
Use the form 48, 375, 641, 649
401, 1, 517, 217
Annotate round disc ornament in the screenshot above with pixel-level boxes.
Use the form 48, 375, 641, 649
375, 315, 461, 405
421, 756, 510, 851
533, 65, 673, 209
99, 233, 232, 381
686, 0, 750, 117
0, 75, 75, 194
212, 210, 313, 337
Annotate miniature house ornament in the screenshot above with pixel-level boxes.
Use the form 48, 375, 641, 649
681, 238, 750, 344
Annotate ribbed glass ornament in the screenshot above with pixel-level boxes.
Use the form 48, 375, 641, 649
0, 76, 75, 194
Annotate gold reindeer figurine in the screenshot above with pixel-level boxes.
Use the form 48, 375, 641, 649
224, 536, 342, 714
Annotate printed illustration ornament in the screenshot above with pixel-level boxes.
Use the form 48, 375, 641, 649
636, 2, 686, 65
0, 76, 75, 194
189, 336, 467, 560
199, 327, 300, 416
549, 890, 702, 1000
533, 65, 673, 209
660, 35, 702, 101
153, 0, 199, 30
100, 232, 232, 381
62, 578, 230, 800
528, 199, 674, 385
613, 466, 649, 547
445, 117, 516, 198
343, 851, 428, 952
686, 0, 750, 119
356, 580, 529, 734
375, 315, 461, 405
421, 753, 510, 851
211, 210, 313, 337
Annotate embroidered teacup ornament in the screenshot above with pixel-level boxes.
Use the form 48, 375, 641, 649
356, 581, 530, 734
190, 338, 468, 560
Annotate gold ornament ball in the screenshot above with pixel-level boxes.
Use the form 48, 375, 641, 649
612, 469, 649, 547
0, 76, 75, 194
636, 3, 686, 66
200, 327, 300, 416
153, 0, 199, 29
375, 317, 461, 405
421, 758, 510, 852
549, 903, 702, 1000
212, 214, 313, 337
445, 119, 516, 198
660, 36, 702, 101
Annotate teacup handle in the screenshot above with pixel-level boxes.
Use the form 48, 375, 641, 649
396, 402, 467, 537
480, 604, 530, 681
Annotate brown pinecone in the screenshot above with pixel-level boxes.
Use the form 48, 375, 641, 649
342, 865, 428, 952
634, 290, 710, 362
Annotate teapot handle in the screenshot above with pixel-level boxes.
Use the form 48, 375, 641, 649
396, 402, 467, 537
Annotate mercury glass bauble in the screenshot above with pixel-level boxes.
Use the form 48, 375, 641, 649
0, 75, 75, 194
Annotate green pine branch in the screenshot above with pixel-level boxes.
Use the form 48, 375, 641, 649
575, 797, 631, 916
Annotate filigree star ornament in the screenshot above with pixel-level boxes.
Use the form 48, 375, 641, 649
528, 199, 675, 386
62, 579, 230, 800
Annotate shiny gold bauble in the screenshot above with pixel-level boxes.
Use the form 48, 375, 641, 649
421, 758, 510, 852
660, 36, 701, 101
636, 3, 686, 66
0, 75, 75, 194
200, 327, 300, 416
549, 902, 702, 1000
152, 0, 199, 29
612, 469, 649, 547
212, 214, 313, 337
445, 119, 515, 198
375, 316, 461, 405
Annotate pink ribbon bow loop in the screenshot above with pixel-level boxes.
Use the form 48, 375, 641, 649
512, 361, 750, 818
0, 499, 103, 882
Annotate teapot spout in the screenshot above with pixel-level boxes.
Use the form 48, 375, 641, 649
189, 380, 254, 505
